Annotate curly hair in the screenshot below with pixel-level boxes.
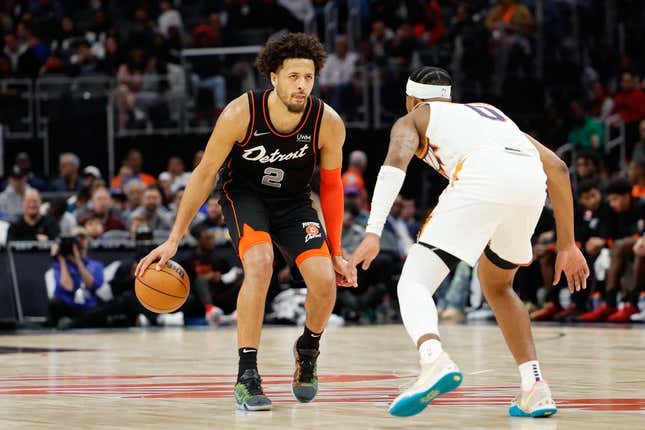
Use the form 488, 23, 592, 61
255, 33, 328, 78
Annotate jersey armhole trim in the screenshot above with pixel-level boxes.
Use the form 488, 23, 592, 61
237, 91, 255, 147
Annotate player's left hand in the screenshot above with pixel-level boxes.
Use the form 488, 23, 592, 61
554, 244, 590, 293
332, 256, 357, 288
350, 233, 381, 271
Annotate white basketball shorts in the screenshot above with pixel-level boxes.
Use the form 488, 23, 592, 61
418, 150, 548, 267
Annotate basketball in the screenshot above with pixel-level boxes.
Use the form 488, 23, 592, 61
135, 260, 190, 313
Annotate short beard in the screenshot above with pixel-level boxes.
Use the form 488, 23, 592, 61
276, 88, 306, 113
285, 102, 306, 113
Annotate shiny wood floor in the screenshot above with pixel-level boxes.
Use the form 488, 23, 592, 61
0, 323, 643, 429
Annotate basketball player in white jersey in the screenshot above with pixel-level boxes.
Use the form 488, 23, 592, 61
351, 67, 589, 418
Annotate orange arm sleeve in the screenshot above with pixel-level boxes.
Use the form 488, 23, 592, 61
320, 167, 344, 256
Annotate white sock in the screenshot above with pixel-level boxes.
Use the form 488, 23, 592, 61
518, 360, 543, 391
419, 339, 443, 365
397, 244, 450, 345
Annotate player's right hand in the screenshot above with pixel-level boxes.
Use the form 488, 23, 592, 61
553, 244, 589, 293
135, 239, 179, 278
350, 233, 381, 271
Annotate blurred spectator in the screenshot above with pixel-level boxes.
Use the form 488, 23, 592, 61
344, 186, 369, 228
130, 186, 172, 231
7, 188, 60, 241
194, 196, 230, 246
412, 0, 445, 46
82, 214, 104, 242
78, 186, 127, 232
193, 150, 205, 169
49, 152, 82, 192
13, 152, 46, 191
158, 0, 184, 39
628, 157, 645, 198
341, 201, 365, 256
485, 0, 534, 37
0, 165, 31, 220
182, 224, 242, 325
485, 0, 534, 97
48, 227, 104, 329
384, 195, 415, 257
47, 197, 77, 236
589, 81, 614, 122
124, 5, 156, 50
568, 100, 605, 151
3, 33, 27, 72
17, 22, 49, 78
102, 35, 123, 76
115, 48, 147, 128
158, 171, 173, 205
123, 179, 145, 216
574, 151, 604, 188
163, 156, 191, 193
400, 197, 420, 238
342, 150, 368, 207
632, 119, 645, 161
579, 178, 645, 322
81, 165, 102, 188
369, 20, 394, 64
67, 39, 103, 77
386, 22, 417, 66
51, 16, 81, 59
611, 71, 645, 150
577, 180, 612, 259
110, 164, 134, 192
612, 72, 645, 125
169, 186, 204, 227
446, 2, 490, 101
110, 149, 156, 189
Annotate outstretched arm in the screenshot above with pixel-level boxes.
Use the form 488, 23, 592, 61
525, 133, 589, 291
351, 109, 425, 269
135, 95, 248, 277
319, 104, 357, 287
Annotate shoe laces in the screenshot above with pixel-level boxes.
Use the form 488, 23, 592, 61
240, 371, 264, 396
297, 350, 319, 382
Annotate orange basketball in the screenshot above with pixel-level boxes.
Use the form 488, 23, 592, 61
135, 260, 190, 313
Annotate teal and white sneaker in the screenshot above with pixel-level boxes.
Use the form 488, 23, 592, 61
509, 380, 557, 418
388, 352, 462, 417
234, 369, 272, 411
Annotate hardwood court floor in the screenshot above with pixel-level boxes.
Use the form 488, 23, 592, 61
0, 323, 643, 429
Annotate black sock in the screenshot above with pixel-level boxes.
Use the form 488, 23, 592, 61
297, 326, 322, 351
605, 290, 618, 308
238, 348, 257, 380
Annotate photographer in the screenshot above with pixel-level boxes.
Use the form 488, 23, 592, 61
48, 227, 105, 328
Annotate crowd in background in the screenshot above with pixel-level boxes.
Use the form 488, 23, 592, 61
0, 0, 644, 329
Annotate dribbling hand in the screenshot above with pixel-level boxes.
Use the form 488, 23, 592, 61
135, 239, 179, 278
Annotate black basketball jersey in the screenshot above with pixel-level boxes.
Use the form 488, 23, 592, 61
221, 90, 324, 196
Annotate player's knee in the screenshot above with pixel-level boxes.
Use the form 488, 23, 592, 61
309, 270, 336, 302
242, 252, 274, 286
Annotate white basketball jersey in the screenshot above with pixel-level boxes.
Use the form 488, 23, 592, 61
416, 102, 539, 177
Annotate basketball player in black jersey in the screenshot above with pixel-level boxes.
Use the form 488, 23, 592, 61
136, 33, 357, 411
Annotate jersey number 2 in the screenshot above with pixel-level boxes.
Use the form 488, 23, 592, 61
262, 167, 284, 188
465, 104, 506, 121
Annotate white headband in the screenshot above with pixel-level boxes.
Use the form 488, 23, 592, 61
406, 79, 451, 99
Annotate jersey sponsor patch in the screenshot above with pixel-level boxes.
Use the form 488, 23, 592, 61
303, 222, 322, 243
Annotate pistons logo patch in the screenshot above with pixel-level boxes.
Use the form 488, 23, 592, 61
303, 222, 322, 243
